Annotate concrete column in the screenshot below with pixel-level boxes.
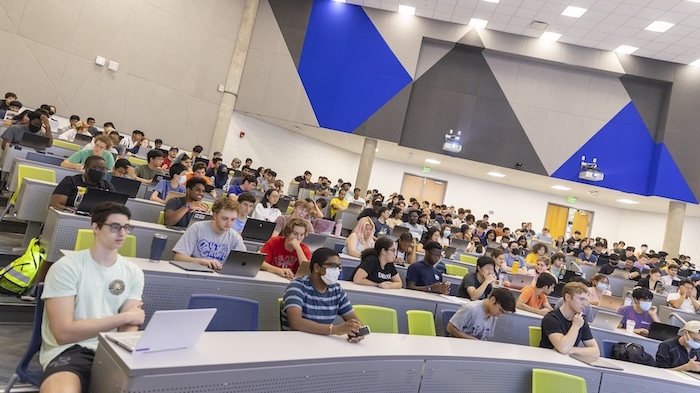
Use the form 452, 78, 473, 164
662, 201, 686, 257
355, 138, 377, 194
209, 0, 259, 152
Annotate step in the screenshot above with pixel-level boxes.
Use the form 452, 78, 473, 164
0, 298, 35, 324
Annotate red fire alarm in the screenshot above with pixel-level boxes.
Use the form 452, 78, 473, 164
239, 131, 245, 138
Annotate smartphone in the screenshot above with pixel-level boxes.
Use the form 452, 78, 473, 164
356, 325, 371, 336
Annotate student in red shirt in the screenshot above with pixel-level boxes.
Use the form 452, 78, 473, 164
261, 218, 312, 279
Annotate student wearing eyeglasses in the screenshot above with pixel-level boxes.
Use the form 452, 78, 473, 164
50, 155, 116, 210
40, 202, 145, 393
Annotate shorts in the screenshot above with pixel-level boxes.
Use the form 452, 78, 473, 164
43, 344, 95, 393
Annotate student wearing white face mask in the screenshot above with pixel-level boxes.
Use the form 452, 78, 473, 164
281, 247, 365, 343
150, 163, 187, 204
615, 288, 660, 336
586, 274, 612, 306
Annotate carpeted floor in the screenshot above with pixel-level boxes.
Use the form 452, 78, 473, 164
0, 324, 34, 391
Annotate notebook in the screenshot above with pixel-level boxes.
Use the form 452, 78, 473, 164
106, 308, 216, 353
169, 260, 215, 273
219, 250, 266, 277
240, 218, 275, 242
591, 310, 623, 331
569, 354, 624, 370
110, 176, 141, 198
75, 188, 129, 215
646, 322, 680, 341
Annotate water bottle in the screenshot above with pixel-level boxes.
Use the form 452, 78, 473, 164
511, 260, 519, 274
222, 175, 231, 192
335, 218, 343, 236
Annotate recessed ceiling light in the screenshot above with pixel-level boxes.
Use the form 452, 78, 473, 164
614, 45, 639, 55
487, 171, 506, 178
425, 158, 441, 165
398, 5, 415, 15
483, 0, 499, 3
617, 199, 639, 205
551, 185, 571, 191
690, 58, 700, 66
331, 0, 346, 2
540, 31, 562, 41
561, 6, 587, 18
645, 21, 675, 33
469, 18, 488, 29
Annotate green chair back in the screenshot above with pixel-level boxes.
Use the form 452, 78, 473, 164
353, 305, 398, 334
528, 326, 542, 347
406, 310, 436, 336
532, 368, 587, 393
74, 229, 137, 257
459, 255, 477, 265
12, 165, 56, 205
445, 264, 468, 277
158, 211, 164, 225
128, 156, 147, 167
52, 140, 80, 151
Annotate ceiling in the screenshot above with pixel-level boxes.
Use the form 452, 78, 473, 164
347, 0, 700, 65
248, 113, 700, 217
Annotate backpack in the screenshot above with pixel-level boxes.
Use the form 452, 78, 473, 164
0, 237, 46, 295
611, 342, 656, 367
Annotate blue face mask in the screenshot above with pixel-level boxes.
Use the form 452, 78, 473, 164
687, 337, 700, 350
638, 301, 652, 312
596, 283, 608, 292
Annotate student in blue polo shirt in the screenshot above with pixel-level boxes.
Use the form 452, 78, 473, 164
406, 241, 450, 294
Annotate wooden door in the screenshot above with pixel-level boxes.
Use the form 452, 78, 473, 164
572, 210, 591, 237
400, 174, 424, 201
544, 204, 569, 239
422, 178, 447, 205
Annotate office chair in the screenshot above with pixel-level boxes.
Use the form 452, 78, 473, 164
4, 284, 45, 393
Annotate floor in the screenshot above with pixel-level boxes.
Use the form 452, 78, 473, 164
0, 324, 35, 392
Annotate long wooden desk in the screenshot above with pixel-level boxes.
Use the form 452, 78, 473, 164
90, 331, 700, 393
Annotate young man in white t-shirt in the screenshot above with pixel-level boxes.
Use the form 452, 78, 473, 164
667, 279, 700, 314
40, 202, 145, 393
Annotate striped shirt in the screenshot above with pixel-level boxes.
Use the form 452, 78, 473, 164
281, 276, 353, 331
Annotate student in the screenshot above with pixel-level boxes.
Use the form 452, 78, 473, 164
637, 268, 662, 292
586, 274, 612, 306
272, 200, 314, 237
656, 320, 700, 371
1, 110, 53, 150
517, 273, 556, 316
540, 282, 600, 357
291, 170, 313, 188
232, 192, 256, 232
134, 149, 165, 184
661, 263, 682, 286
401, 211, 427, 241
163, 178, 210, 227
118, 130, 144, 150
329, 189, 349, 220
504, 241, 526, 268
252, 188, 282, 222
50, 156, 116, 210
0, 91, 16, 111
457, 256, 497, 300
527, 258, 552, 283
394, 232, 417, 265
161, 147, 179, 169
532, 228, 553, 244
446, 288, 516, 340
150, 164, 187, 204
281, 248, 364, 342
525, 243, 548, 267
576, 245, 598, 266
111, 158, 136, 180
228, 175, 257, 199
549, 252, 566, 280
40, 202, 144, 393
61, 134, 115, 170
342, 217, 375, 258
598, 253, 621, 275
172, 197, 246, 270
58, 120, 92, 142
186, 161, 217, 198
667, 279, 700, 313
616, 287, 660, 336
406, 241, 450, 294
260, 218, 312, 279
372, 207, 392, 237
352, 237, 402, 289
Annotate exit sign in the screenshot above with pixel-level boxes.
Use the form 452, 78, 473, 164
567, 196, 577, 203
422, 166, 431, 173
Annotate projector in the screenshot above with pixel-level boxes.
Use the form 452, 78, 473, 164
579, 168, 604, 181
579, 156, 604, 182
442, 129, 463, 153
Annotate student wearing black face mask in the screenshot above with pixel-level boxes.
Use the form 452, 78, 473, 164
50, 155, 116, 210
1, 110, 53, 150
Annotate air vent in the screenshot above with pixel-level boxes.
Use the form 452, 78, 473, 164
529, 21, 549, 30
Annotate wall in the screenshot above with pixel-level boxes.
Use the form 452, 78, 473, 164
0, 0, 243, 152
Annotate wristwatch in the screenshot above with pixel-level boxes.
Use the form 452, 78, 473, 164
185, 203, 191, 211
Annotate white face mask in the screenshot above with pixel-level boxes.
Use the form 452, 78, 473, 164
321, 267, 340, 285
179, 175, 187, 185
639, 301, 652, 312
443, 230, 451, 238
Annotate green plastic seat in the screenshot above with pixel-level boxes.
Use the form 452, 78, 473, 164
532, 368, 587, 393
158, 211, 164, 225
406, 310, 436, 336
128, 156, 147, 167
52, 140, 80, 151
353, 305, 398, 334
459, 255, 477, 265
74, 229, 137, 257
445, 264, 468, 277
1, 165, 56, 221
528, 326, 542, 347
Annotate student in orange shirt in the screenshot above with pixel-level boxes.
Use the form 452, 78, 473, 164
516, 273, 556, 316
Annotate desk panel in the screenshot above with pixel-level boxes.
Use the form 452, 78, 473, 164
10, 157, 80, 192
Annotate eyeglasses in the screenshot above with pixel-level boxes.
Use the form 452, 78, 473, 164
101, 223, 133, 233
321, 263, 343, 269
387, 248, 397, 253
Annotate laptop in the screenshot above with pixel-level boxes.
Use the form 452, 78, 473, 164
346, 203, 364, 215
551, 282, 565, 298
169, 260, 215, 273
450, 238, 471, 249
110, 176, 141, 198
75, 188, 129, 215
187, 211, 213, 228
135, 146, 152, 159
73, 133, 93, 144
106, 308, 216, 353
3, 110, 17, 120
561, 270, 583, 283
26, 151, 63, 166
276, 196, 293, 214
443, 246, 457, 260
219, 250, 266, 277
591, 310, 623, 331
303, 233, 328, 251
391, 226, 409, 238
18, 132, 51, 151
597, 295, 625, 312
609, 269, 631, 279
240, 218, 275, 242
509, 274, 534, 290
569, 354, 624, 370
646, 322, 680, 341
